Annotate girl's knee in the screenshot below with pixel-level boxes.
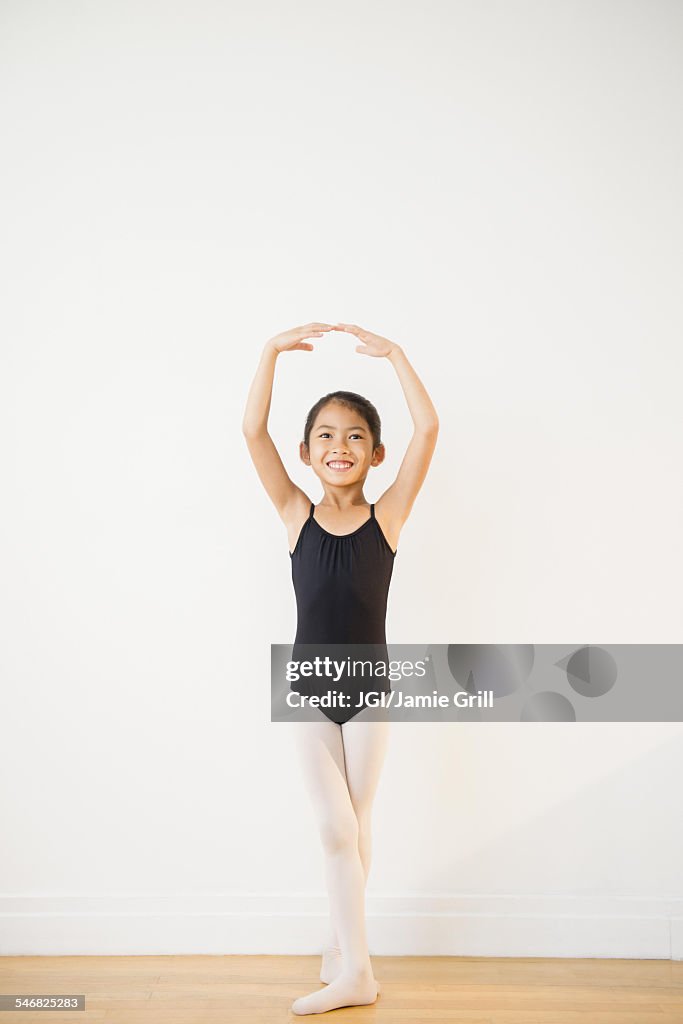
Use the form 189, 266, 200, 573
352, 806, 373, 834
319, 814, 359, 854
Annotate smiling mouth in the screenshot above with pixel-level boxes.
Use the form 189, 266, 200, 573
326, 460, 354, 471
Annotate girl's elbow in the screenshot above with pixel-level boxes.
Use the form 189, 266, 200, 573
242, 421, 264, 438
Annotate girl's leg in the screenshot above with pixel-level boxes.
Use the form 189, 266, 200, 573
322, 718, 390, 981
291, 717, 380, 1015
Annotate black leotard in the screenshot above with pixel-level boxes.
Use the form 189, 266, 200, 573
290, 501, 396, 723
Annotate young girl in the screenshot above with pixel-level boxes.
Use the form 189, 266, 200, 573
242, 321, 439, 1015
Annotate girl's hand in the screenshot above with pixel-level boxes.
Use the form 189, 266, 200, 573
335, 323, 400, 358
267, 323, 336, 354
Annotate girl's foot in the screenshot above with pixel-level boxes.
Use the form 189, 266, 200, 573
292, 967, 380, 1015
319, 946, 381, 991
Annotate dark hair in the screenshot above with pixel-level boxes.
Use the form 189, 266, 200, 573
303, 391, 382, 450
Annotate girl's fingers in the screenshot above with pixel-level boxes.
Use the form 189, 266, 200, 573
297, 326, 332, 337
338, 324, 368, 339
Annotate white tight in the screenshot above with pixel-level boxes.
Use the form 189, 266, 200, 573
292, 716, 390, 972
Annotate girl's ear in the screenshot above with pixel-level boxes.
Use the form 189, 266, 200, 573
372, 443, 386, 466
299, 441, 311, 464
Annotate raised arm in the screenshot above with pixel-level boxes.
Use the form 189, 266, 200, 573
241, 324, 335, 520
335, 323, 439, 536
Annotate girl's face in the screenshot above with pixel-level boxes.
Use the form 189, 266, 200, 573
301, 402, 384, 483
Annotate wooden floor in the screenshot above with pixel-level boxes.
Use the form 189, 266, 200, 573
1, 955, 683, 1022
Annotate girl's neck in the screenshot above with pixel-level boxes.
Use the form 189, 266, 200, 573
318, 486, 368, 511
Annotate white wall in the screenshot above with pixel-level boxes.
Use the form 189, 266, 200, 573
1, 0, 682, 957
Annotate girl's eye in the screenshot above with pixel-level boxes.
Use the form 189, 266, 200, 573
319, 433, 362, 440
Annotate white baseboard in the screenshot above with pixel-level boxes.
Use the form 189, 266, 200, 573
1, 893, 682, 959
